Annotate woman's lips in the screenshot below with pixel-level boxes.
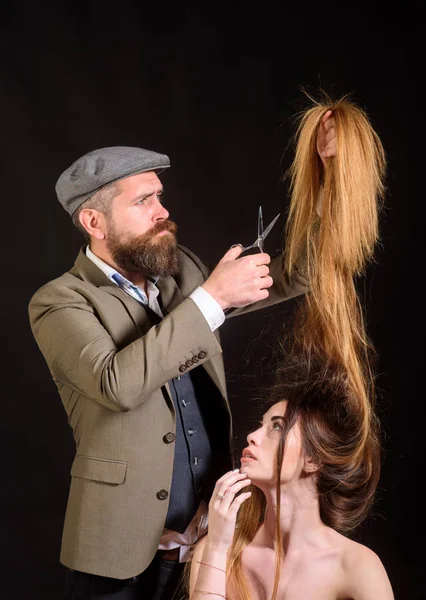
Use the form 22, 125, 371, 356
241, 448, 257, 462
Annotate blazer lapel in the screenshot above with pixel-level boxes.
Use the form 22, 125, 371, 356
100, 285, 156, 333
72, 247, 154, 332
156, 276, 185, 314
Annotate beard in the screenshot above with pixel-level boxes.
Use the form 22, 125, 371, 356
106, 219, 179, 279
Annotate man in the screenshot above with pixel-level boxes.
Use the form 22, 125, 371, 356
28, 114, 335, 600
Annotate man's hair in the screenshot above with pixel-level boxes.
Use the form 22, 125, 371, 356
71, 182, 118, 240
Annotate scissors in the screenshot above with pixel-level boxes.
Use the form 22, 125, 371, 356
240, 206, 281, 253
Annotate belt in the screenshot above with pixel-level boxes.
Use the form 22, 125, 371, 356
156, 547, 180, 561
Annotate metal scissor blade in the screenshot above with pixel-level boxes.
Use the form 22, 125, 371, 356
240, 240, 258, 253
258, 206, 264, 251
240, 209, 281, 254
261, 213, 280, 241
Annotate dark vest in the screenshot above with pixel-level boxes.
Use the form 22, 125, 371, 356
118, 285, 232, 533
165, 370, 219, 532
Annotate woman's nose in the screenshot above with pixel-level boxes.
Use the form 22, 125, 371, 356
247, 428, 261, 446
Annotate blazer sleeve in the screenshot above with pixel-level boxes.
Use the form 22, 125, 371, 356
177, 244, 309, 318
225, 252, 310, 318
28, 279, 223, 413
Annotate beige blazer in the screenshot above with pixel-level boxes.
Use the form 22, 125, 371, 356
28, 244, 308, 579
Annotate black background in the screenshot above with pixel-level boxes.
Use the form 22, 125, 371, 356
1, 2, 423, 599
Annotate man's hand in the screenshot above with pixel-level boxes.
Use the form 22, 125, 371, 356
202, 245, 273, 311
317, 110, 336, 167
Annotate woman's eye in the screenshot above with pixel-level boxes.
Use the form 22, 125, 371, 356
272, 421, 283, 431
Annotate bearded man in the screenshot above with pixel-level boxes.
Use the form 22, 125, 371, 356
28, 132, 335, 600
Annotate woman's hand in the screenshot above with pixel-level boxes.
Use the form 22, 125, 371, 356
206, 469, 252, 552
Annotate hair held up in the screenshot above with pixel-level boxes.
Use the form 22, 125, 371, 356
225, 93, 386, 600
283, 92, 386, 463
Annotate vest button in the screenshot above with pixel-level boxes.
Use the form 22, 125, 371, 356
179, 365, 186, 372
163, 432, 176, 444
197, 351, 207, 359
156, 489, 169, 500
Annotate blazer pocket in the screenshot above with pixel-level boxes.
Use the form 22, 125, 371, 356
71, 455, 127, 485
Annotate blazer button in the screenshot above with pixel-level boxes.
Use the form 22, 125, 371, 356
156, 489, 169, 501
197, 351, 207, 359
192, 356, 199, 363
179, 365, 186, 372
163, 432, 175, 444
185, 359, 193, 368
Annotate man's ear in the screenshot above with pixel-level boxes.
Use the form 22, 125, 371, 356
79, 209, 106, 240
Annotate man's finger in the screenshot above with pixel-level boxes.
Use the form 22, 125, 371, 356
323, 119, 335, 135
325, 127, 336, 144
322, 110, 333, 126
252, 252, 271, 266
219, 244, 243, 263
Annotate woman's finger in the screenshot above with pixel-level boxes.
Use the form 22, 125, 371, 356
218, 479, 252, 511
213, 469, 242, 488
228, 491, 252, 516
213, 471, 248, 500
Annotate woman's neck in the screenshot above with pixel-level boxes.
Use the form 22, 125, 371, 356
257, 482, 326, 553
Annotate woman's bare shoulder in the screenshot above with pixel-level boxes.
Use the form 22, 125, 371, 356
340, 536, 394, 599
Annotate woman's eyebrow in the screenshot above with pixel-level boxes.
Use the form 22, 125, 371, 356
270, 416, 285, 421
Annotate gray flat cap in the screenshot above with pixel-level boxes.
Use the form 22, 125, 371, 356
55, 145, 170, 216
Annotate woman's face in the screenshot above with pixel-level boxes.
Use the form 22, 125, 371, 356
240, 401, 307, 486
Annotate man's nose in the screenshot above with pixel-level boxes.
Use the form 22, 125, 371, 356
153, 198, 169, 221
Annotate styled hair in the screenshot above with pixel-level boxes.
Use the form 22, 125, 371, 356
226, 348, 381, 600
283, 93, 386, 460
185, 93, 386, 600
71, 181, 118, 239
225, 94, 386, 600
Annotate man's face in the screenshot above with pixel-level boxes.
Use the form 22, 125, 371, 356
105, 171, 179, 278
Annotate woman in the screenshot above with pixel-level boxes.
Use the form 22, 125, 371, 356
188, 94, 392, 598
188, 351, 393, 599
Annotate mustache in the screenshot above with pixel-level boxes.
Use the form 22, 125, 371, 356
148, 219, 178, 237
